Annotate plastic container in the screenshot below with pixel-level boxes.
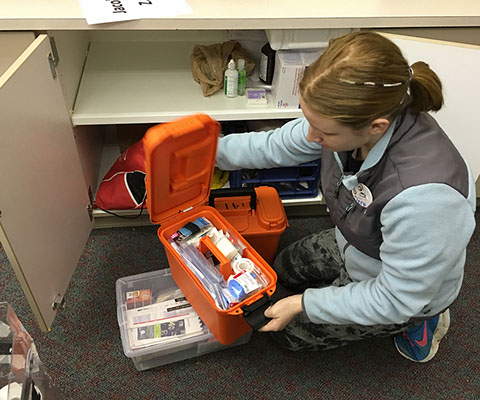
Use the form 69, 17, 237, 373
116, 269, 252, 371
143, 115, 277, 345
259, 42, 276, 85
229, 159, 321, 199
0, 303, 60, 399
224, 59, 238, 98
237, 58, 246, 96
265, 28, 351, 50
209, 187, 288, 264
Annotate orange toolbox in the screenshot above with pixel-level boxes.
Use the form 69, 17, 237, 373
208, 187, 288, 265
144, 115, 287, 345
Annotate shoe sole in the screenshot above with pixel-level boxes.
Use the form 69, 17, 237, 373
395, 309, 451, 363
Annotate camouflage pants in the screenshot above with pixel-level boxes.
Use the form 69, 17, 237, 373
270, 228, 415, 351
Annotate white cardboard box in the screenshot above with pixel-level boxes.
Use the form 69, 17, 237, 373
271, 51, 304, 109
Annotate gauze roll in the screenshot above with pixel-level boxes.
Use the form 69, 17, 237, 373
215, 236, 238, 260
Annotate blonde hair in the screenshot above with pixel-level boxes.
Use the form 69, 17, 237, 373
299, 31, 444, 129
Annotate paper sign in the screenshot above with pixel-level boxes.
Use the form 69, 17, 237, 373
79, 0, 193, 25
79, 0, 141, 25
137, 0, 193, 18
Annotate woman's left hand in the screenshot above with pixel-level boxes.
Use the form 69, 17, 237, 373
258, 294, 303, 332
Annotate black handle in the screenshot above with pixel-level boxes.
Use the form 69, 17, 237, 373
241, 293, 271, 330
209, 187, 257, 210
0, 340, 11, 355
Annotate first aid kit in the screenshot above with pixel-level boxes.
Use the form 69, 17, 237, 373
143, 114, 278, 345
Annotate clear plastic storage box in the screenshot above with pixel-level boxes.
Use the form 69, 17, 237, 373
265, 28, 351, 50
116, 269, 251, 371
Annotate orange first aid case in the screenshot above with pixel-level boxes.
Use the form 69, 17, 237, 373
144, 115, 278, 345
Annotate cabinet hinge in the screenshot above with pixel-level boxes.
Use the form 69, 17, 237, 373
87, 186, 94, 221
48, 36, 60, 79
52, 294, 65, 311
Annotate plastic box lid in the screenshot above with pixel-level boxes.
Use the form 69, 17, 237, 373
143, 114, 221, 225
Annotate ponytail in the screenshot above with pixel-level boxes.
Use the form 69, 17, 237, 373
409, 61, 444, 114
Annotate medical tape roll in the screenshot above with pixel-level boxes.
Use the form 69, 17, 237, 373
232, 257, 255, 273
215, 236, 238, 260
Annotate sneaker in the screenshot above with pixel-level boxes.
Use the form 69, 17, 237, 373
394, 309, 450, 363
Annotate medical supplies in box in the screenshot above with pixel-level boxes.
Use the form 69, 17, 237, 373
271, 50, 324, 109
116, 269, 252, 371
209, 187, 288, 264
271, 51, 304, 109
143, 115, 278, 345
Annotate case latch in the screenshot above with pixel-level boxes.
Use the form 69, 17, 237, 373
241, 293, 271, 330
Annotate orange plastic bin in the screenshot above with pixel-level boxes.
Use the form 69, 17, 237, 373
144, 115, 278, 345
209, 187, 288, 265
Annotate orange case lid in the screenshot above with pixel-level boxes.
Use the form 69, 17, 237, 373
143, 114, 221, 224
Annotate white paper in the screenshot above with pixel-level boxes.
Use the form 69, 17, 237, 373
126, 295, 205, 350
128, 314, 203, 349
79, 0, 141, 25
79, 0, 193, 25
137, 0, 193, 18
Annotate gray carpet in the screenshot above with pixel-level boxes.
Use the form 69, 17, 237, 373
1, 214, 479, 399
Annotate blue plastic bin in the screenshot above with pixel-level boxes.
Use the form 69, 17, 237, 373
229, 159, 321, 199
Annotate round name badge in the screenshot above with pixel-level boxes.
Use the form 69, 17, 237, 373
351, 183, 373, 208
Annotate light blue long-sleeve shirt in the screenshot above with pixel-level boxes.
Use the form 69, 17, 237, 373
216, 117, 476, 325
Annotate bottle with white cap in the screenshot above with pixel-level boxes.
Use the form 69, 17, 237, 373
224, 59, 238, 98
237, 58, 246, 96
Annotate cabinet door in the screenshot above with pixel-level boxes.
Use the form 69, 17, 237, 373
381, 32, 480, 181
0, 34, 93, 331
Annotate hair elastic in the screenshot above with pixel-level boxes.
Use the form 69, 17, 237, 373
407, 66, 414, 83
339, 66, 414, 88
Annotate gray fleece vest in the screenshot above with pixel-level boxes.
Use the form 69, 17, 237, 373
322, 110, 469, 260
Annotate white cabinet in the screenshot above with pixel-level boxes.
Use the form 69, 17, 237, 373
0, 25, 479, 331
0, 34, 95, 330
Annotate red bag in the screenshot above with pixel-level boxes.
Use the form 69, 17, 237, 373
95, 140, 146, 210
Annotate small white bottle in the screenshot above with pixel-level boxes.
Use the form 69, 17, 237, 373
224, 59, 238, 98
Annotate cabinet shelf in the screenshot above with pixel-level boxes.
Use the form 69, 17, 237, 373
92, 192, 323, 214
72, 40, 303, 125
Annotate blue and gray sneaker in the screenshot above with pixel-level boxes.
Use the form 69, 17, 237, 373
394, 309, 450, 362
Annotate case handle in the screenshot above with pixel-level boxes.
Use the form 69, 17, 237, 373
241, 293, 271, 330
209, 187, 257, 210
198, 236, 233, 279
